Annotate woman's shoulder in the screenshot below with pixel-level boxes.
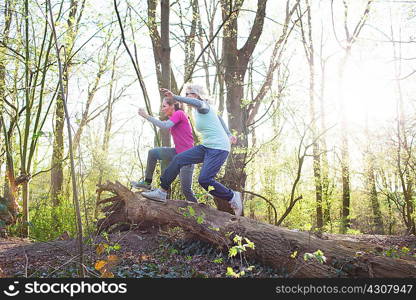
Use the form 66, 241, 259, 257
171, 109, 189, 121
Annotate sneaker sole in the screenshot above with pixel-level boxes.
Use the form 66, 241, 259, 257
131, 185, 151, 190
133, 187, 151, 191
141, 193, 167, 203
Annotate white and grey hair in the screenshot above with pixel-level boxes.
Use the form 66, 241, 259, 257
185, 84, 207, 99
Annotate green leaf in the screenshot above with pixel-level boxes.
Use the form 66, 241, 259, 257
228, 246, 238, 258
233, 235, 242, 244
244, 238, 255, 249
303, 252, 314, 261
226, 267, 237, 277
196, 215, 204, 224
225, 231, 234, 238
401, 247, 410, 254
213, 257, 223, 264
187, 206, 195, 217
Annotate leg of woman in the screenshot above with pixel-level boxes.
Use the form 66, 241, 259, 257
197, 148, 242, 216
144, 147, 176, 182
160, 145, 205, 191
179, 164, 197, 202
197, 148, 234, 201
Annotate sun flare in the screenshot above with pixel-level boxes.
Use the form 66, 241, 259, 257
340, 60, 397, 128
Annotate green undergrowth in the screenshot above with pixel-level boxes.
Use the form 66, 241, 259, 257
11, 229, 283, 278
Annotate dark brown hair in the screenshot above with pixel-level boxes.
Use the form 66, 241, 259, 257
163, 97, 183, 111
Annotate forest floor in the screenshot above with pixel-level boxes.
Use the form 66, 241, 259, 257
1, 226, 415, 278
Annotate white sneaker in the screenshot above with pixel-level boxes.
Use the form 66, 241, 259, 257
141, 188, 167, 203
131, 180, 151, 190
229, 191, 242, 216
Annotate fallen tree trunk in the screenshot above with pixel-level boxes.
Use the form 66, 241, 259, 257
96, 181, 416, 278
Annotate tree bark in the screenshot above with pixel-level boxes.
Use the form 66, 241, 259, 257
220, 0, 298, 215
338, 51, 351, 234
159, 0, 172, 172
335, 0, 374, 234
364, 106, 384, 234
96, 181, 416, 278
50, 0, 82, 207
221, 0, 267, 194
0, 0, 16, 230
299, 0, 323, 231
391, 21, 415, 235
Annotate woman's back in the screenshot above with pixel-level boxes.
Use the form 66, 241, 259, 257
194, 108, 230, 152
169, 109, 194, 153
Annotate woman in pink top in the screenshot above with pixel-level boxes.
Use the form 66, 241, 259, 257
131, 98, 197, 202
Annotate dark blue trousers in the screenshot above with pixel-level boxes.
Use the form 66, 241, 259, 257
160, 145, 234, 201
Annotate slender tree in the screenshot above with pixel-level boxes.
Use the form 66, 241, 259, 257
391, 19, 415, 234
298, 0, 324, 231
332, 0, 373, 233
50, 0, 86, 209
220, 0, 300, 214
47, 0, 85, 276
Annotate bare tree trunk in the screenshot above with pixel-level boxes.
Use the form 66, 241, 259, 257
182, 0, 198, 83
0, 0, 15, 230
319, 40, 332, 231
368, 166, 384, 234
159, 0, 172, 171
95, 41, 121, 220
21, 0, 31, 236
221, 0, 267, 196
335, 0, 374, 233
364, 106, 384, 234
338, 49, 351, 234
220, 0, 299, 216
50, 0, 83, 208
392, 26, 415, 235
47, 0, 85, 276
299, 0, 323, 231
51, 94, 65, 207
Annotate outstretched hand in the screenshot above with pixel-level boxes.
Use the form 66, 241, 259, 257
138, 108, 149, 119
160, 88, 174, 100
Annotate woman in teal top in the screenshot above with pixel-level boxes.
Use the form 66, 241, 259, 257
142, 84, 243, 216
